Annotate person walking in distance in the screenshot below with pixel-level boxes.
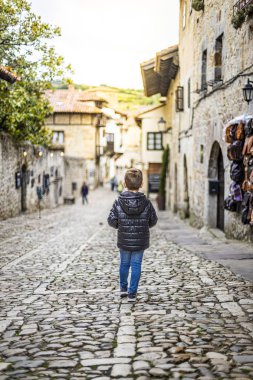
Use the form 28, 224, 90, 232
107, 168, 158, 302
81, 181, 89, 205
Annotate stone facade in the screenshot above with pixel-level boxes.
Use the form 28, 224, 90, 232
0, 133, 64, 220
140, 0, 253, 242
136, 105, 166, 194
46, 88, 128, 195
181, 0, 253, 241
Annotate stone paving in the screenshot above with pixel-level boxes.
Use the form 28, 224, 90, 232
0, 188, 253, 379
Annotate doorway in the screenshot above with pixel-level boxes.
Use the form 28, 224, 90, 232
21, 164, 27, 212
147, 163, 162, 195
217, 148, 225, 230
208, 142, 225, 230
183, 155, 190, 218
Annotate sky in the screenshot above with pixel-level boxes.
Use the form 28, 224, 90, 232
30, 0, 179, 89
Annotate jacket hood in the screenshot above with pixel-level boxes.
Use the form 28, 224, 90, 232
119, 191, 148, 216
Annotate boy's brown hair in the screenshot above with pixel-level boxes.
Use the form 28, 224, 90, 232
124, 168, 143, 190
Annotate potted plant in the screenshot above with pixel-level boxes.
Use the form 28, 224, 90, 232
156, 146, 169, 211
192, 0, 204, 12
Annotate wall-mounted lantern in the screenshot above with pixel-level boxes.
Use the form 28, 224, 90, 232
157, 117, 166, 132
243, 79, 253, 104
157, 117, 172, 134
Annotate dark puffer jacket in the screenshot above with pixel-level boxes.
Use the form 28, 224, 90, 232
107, 191, 158, 251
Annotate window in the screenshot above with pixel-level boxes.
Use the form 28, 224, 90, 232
52, 131, 64, 144
201, 49, 207, 90
188, 79, 191, 108
214, 34, 223, 82
176, 86, 184, 112
147, 132, 163, 150
106, 133, 114, 142
200, 145, 204, 163
106, 133, 114, 153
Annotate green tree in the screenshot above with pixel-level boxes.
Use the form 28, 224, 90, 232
0, 0, 72, 145
159, 145, 169, 197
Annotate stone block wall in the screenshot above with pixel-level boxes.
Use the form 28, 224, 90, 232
166, 0, 253, 242
0, 134, 20, 219
0, 133, 64, 220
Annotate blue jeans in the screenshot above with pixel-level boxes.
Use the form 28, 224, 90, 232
119, 250, 144, 295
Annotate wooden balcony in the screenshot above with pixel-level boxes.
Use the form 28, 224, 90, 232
233, 0, 253, 15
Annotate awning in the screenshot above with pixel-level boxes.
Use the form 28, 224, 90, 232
141, 45, 179, 97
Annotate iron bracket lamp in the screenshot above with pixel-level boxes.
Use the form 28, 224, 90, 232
158, 117, 166, 132
157, 117, 171, 133
243, 78, 253, 104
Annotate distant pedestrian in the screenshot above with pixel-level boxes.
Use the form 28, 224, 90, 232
110, 176, 116, 191
117, 180, 124, 193
81, 181, 89, 204
107, 168, 157, 302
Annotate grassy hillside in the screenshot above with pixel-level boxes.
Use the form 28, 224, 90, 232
53, 82, 160, 112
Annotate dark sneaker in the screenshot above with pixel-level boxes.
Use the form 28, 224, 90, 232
128, 293, 136, 302
120, 289, 128, 298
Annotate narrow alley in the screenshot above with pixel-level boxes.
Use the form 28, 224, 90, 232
0, 188, 252, 379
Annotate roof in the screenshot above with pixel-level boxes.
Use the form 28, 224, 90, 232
46, 89, 103, 114
135, 104, 166, 119
78, 91, 109, 103
141, 45, 179, 97
0, 66, 20, 84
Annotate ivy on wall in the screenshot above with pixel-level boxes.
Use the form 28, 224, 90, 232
232, 4, 253, 29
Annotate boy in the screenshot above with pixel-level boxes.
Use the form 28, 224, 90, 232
107, 168, 158, 302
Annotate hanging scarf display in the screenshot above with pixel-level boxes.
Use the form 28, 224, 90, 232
224, 114, 253, 226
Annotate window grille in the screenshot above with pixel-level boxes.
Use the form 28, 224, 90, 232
176, 86, 184, 112
147, 132, 163, 150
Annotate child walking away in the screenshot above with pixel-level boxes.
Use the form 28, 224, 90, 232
107, 169, 158, 302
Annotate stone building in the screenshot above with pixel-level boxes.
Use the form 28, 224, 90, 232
46, 87, 128, 196
182, 0, 253, 240
114, 114, 142, 183
46, 87, 107, 196
137, 46, 179, 196
0, 133, 64, 219
0, 66, 64, 220
139, 0, 253, 242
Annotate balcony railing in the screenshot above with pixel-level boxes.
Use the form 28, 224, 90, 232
233, 0, 253, 15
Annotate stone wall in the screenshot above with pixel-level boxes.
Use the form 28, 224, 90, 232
190, 0, 253, 241
165, 0, 253, 242
0, 133, 64, 220
0, 134, 20, 219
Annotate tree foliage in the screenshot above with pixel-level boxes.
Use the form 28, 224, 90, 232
0, 0, 71, 145
159, 145, 169, 196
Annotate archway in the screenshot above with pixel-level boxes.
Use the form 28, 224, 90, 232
21, 164, 27, 212
208, 141, 224, 230
183, 155, 190, 218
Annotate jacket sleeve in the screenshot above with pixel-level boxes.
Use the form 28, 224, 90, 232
149, 202, 158, 228
107, 200, 119, 229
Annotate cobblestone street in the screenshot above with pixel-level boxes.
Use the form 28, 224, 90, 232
0, 188, 253, 380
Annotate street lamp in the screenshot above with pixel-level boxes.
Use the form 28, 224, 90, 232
158, 117, 166, 132
243, 79, 253, 104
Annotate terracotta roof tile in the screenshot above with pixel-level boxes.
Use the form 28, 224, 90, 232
46, 89, 103, 114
